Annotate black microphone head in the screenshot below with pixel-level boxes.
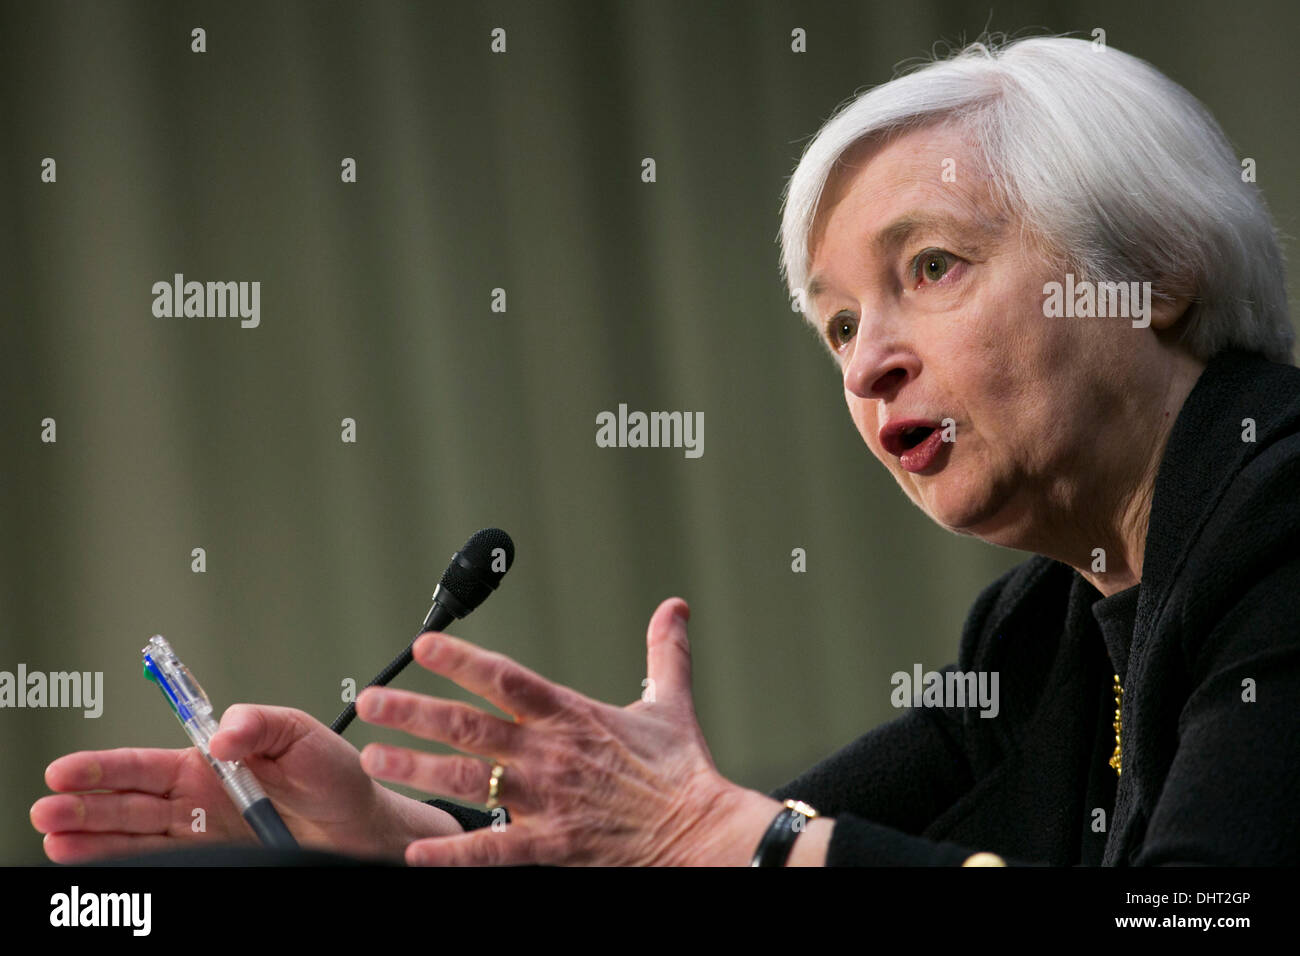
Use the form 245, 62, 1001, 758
437, 528, 515, 615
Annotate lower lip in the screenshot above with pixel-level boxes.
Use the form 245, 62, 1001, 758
899, 428, 947, 473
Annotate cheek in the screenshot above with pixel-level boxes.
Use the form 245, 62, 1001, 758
959, 265, 1071, 425
845, 391, 885, 460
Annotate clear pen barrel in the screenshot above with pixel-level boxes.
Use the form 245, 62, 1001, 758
207, 757, 268, 811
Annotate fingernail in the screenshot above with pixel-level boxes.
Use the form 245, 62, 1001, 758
364, 747, 387, 774
416, 632, 441, 663
361, 690, 386, 718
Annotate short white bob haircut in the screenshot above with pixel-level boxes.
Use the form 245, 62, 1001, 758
779, 36, 1294, 365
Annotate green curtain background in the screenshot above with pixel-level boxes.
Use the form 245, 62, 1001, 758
2, 0, 1296, 864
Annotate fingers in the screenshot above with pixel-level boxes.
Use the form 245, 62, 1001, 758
210, 703, 309, 762
356, 687, 525, 759
32, 786, 194, 868
43, 748, 187, 797
360, 745, 537, 810
645, 597, 694, 703
31, 792, 172, 836
361, 746, 489, 800
41, 831, 179, 865
406, 826, 554, 867
411, 633, 574, 721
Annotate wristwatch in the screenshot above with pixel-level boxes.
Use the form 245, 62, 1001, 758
749, 799, 819, 867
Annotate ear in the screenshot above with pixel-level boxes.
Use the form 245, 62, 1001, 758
1150, 293, 1195, 331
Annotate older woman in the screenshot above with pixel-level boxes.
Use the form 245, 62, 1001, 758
32, 37, 1300, 866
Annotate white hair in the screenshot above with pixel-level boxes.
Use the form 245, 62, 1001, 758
778, 36, 1294, 365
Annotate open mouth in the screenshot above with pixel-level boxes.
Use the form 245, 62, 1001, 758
879, 419, 949, 473
880, 419, 942, 457
899, 425, 934, 451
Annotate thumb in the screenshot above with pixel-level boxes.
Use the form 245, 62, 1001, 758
210, 704, 300, 762
645, 597, 693, 706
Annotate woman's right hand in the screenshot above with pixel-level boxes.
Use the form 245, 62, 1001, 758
30, 703, 465, 863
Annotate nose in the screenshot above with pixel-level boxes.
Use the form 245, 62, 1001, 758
842, 336, 919, 401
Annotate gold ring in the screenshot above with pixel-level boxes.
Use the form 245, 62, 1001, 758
485, 762, 506, 810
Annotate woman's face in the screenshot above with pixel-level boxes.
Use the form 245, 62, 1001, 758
804, 124, 1178, 550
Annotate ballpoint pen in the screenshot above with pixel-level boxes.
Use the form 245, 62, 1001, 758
142, 634, 298, 850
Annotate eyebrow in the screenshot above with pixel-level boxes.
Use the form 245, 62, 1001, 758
803, 211, 994, 307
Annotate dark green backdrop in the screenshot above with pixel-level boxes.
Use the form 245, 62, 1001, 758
2, 0, 1296, 864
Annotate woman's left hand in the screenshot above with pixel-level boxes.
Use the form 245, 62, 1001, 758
355, 596, 766, 866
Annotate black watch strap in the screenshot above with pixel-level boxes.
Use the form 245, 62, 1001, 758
750, 799, 819, 867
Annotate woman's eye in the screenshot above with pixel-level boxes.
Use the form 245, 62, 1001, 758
827, 313, 856, 349
913, 248, 954, 285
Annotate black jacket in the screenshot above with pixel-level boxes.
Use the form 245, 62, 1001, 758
434, 349, 1300, 865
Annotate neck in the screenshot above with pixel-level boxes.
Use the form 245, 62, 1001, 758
1072, 349, 1206, 597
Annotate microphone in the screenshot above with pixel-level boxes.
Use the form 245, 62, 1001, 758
330, 528, 515, 735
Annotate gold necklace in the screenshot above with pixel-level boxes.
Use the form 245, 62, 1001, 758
1108, 674, 1123, 776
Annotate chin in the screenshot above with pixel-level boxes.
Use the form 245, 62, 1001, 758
907, 476, 1002, 537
